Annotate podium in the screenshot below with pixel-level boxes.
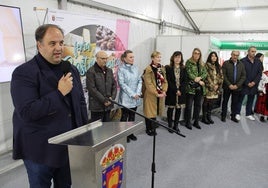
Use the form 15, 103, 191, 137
48, 120, 143, 188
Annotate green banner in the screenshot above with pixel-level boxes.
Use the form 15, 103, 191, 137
220, 41, 268, 50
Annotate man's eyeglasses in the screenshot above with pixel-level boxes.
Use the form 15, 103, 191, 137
97, 57, 108, 60
232, 54, 239, 57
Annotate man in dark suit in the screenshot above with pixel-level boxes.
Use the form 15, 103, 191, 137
221, 50, 246, 123
237, 46, 262, 121
10, 24, 88, 188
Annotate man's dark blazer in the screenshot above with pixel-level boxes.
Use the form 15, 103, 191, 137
10, 53, 88, 167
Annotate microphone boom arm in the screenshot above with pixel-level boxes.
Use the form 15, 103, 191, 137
109, 99, 185, 138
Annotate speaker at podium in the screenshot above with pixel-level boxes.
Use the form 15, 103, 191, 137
49, 120, 144, 188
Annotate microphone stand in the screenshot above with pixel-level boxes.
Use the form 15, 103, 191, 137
109, 99, 185, 188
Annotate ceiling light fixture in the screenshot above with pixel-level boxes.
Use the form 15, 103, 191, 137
235, 9, 243, 17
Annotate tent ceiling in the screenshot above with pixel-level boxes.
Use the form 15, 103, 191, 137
178, 0, 268, 34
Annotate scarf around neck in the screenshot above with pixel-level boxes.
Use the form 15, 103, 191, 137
151, 62, 165, 94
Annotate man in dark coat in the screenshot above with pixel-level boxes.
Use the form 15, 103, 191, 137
237, 46, 262, 121
10, 24, 89, 188
221, 50, 246, 122
86, 51, 117, 122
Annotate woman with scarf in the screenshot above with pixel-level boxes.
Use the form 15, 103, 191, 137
201, 51, 223, 124
184, 48, 207, 130
143, 51, 168, 136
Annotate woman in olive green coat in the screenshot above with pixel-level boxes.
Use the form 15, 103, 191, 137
184, 48, 207, 130
143, 51, 168, 136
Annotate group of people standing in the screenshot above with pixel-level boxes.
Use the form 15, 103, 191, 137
140, 48, 222, 134
108, 46, 266, 138
10, 23, 267, 188
140, 46, 265, 135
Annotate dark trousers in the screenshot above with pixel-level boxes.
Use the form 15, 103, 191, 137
237, 94, 256, 116
23, 159, 71, 188
221, 89, 241, 118
145, 117, 156, 131
184, 90, 203, 123
120, 107, 137, 122
90, 110, 111, 122
202, 98, 215, 115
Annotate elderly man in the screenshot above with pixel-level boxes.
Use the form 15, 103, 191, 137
221, 50, 246, 122
86, 51, 117, 122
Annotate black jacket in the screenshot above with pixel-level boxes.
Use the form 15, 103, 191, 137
222, 59, 246, 91
165, 65, 186, 106
11, 53, 88, 167
86, 63, 117, 112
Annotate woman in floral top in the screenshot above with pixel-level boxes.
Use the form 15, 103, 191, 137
201, 51, 223, 124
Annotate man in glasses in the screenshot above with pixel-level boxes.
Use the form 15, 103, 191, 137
221, 50, 246, 123
86, 51, 117, 122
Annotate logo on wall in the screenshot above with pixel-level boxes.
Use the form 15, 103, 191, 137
100, 144, 125, 188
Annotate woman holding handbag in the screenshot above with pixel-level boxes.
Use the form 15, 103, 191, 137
184, 48, 207, 130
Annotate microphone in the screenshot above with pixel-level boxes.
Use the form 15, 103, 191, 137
108, 99, 185, 137
61, 61, 71, 75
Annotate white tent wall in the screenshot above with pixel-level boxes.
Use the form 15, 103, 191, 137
156, 35, 218, 65
0, 0, 191, 154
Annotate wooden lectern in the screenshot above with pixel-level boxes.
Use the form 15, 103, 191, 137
48, 120, 143, 188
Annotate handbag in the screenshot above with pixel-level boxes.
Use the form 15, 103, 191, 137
189, 80, 201, 89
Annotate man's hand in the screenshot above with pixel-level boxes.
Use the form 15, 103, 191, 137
248, 82, 255, 88
58, 72, 73, 96
104, 101, 111, 106
229, 84, 237, 90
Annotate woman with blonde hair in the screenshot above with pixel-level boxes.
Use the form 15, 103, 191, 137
184, 48, 207, 129
143, 51, 168, 136
118, 50, 142, 142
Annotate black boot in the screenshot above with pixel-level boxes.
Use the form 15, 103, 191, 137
173, 108, 181, 132
207, 100, 214, 124
201, 101, 210, 124
145, 118, 153, 136
207, 104, 214, 124
167, 108, 174, 133
146, 118, 157, 136
201, 115, 210, 124
193, 120, 201, 129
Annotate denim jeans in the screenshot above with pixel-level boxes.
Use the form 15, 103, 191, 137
23, 159, 71, 188
237, 94, 256, 116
